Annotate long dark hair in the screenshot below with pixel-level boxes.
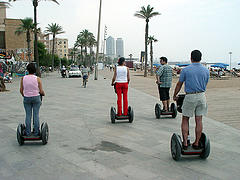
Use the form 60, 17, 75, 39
118, 57, 125, 65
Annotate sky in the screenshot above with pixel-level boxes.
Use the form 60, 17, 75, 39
5, 0, 240, 66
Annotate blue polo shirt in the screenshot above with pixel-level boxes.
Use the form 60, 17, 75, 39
179, 63, 209, 93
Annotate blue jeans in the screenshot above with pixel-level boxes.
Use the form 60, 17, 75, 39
23, 96, 41, 136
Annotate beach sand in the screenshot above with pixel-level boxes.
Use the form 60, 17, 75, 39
100, 69, 240, 129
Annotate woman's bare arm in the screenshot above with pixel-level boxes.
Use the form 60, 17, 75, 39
20, 77, 24, 96
37, 77, 45, 96
127, 67, 130, 83
111, 67, 117, 86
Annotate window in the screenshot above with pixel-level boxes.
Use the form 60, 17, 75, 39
64, 54, 66, 57
64, 49, 67, 53
59, 41, 62, 44
64, 46, 66, 48
64, 41, 66, 44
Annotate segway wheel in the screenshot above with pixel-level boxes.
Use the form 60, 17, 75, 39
170, 103, 177, 118
128, 106, 134, 123
17, 124, 24, 145
171, 133, 181, 161
41, 122, 49, 145
200, 133, 210, 159
155, 103, 161, 119
110, 107, 116, 124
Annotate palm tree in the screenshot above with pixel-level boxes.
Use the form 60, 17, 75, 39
9, 0, 59, 76
76, 35, 85, 64
45, 23, 64, 69
135, 5, 160, 77
148, 36, 158, 76
15, 18, 34, 62
80, 29, 90, 56
88, 33, 96, 66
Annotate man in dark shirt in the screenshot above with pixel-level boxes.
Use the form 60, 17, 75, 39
173, 50, 209, 149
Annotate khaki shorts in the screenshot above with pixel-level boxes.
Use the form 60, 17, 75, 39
182, 92, 207, 117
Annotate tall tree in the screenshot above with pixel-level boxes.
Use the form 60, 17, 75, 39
148, 36, 158, 76
15, 18, 34, 62
75, 35, 84, 64
9, 0, 59, 76
88, 32, 96, 66
80, 29, 90, 56
135, 5, 160, 77
45, 23, 64, 69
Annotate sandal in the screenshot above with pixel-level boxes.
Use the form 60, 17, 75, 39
192, 144, 201, 150
182, 143, 188, 150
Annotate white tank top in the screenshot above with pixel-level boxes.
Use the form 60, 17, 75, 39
116, 66, 128, 83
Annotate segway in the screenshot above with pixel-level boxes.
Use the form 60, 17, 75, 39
155, 103, 177, 119
17, 122, 49, 145
110, 106, 134, 123
170, 94, 210, 161
17, 94, 49, 145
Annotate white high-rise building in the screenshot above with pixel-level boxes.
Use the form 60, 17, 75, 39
116, 38, 124, 57
106, 36, 115, 58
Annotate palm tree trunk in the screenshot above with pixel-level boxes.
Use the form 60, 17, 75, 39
85, 46, 87, 66
52, 34, 55, 70
90, 46, 93, 66
150, 41, 153, 76
144, 19, 149, 77
80, 46, 83, 64
33, 0, 40, 76
26, 30, 31, 62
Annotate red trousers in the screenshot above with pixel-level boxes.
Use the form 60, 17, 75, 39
115, 82, 128, 116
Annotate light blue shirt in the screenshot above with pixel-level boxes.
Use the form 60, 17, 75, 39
179, 63, 209, 93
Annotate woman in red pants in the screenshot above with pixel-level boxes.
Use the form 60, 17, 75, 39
111, 57, 130, 116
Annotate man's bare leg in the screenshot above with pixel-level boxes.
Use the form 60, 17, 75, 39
167, 99, 170, 111
193, 116, 203, 146
181, 116, 190, 146
162, 100, 168, 111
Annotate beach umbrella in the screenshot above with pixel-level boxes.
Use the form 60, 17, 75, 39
215, 63, 229, 66
175, 63, 190, 67
153, 63, 161, 67
210, 64, 225, 68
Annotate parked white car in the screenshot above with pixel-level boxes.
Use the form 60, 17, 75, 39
68, 67, 81, 78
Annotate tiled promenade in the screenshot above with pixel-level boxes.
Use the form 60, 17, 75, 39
0, 72, 240, 180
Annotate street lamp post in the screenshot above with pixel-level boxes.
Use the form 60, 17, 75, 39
102, 25, 107, 64
94, 0, 102, 80
229, 52, 232, 70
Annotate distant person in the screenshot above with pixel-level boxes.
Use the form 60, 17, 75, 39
111, 57, 130, 116
20, 63, 45, 136
0, 76, 6, 92
82, 65, 90, 86
156, 57, 172, 112
173, 50, 209, 150
0, 63, 3, 77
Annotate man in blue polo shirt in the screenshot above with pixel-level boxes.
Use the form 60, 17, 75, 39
173, 50, 209, 150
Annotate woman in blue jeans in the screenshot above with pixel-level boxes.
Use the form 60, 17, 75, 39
20, 63, 45, 136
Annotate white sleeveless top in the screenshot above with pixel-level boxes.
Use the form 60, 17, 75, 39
116, 66, 128, 83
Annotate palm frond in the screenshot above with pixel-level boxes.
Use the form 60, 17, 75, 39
134, 12, 146, 19
149, 12, 161, 18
